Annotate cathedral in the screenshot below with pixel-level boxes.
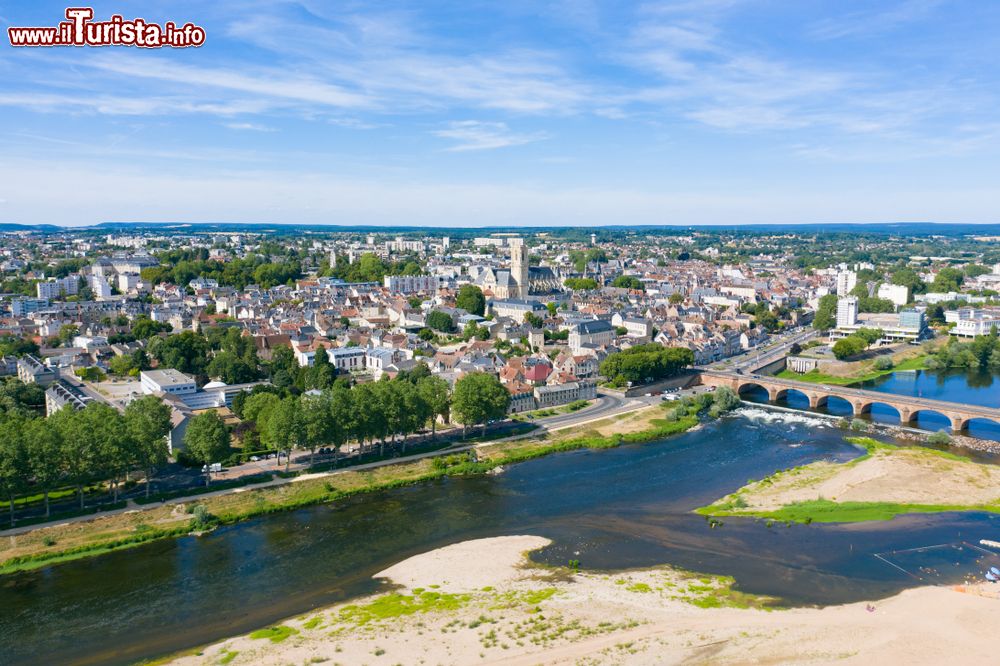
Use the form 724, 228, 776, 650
476, 237, 560, 298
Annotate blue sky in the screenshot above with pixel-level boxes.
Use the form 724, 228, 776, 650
1, 0, 999, 227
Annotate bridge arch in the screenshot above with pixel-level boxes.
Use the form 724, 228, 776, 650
736, 382, 777, 401
907, 409, 952, 431
966, 417, 1000, 439
774, 387, 812, 408
854, 401, 903, 425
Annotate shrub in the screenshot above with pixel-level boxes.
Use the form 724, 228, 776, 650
927, 431, 951, 446
873, 356, 894, 371
850, 418, 867, 432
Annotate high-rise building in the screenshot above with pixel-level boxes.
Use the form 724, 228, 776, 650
509, 238, 529, 299
836, 296, 858, 329
836, 270, 857, 296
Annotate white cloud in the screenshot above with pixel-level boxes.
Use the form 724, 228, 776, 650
433, 121, 546, 151
224, 122, 276, 132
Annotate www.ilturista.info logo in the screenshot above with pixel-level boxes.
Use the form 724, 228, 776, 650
8, 7, 206, 48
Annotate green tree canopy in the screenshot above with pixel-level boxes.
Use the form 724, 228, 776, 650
455, 284, 486, 316
451, 373, 510, 435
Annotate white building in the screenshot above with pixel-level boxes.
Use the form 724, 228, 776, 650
37, 276, 79, 299
141, 369, 197, 396
946, 308, 1000, 337
836, 270, 857, 297
877, 283, 909, 308
91, 276, 112, 300
10, 297, 49, 316
383, 275, 440, 293
836, 296, 858, 329
118, 273, 140, 293
611, 313, 653, 339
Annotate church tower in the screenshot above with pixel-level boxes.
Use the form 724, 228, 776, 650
509, 237, 528, 299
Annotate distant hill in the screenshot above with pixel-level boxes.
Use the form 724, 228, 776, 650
1, 220, 998, 237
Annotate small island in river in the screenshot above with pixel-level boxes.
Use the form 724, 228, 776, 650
697, 437, 1000, 523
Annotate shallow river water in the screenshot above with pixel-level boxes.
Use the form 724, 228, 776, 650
1, 409, 996, 666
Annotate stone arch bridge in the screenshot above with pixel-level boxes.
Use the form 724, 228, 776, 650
698, 370, 1000, 433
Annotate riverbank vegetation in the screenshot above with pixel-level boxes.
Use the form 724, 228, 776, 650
925, 332, 1000, 371
697, 437, 1000, 524
777, 345, 930, 385
0, 388, 741, 576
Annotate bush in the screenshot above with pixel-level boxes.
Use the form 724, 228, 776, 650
873, 356, 894, 371
850, 418, 867, 432
189, 504, 217, 530
927, 431, 951, 446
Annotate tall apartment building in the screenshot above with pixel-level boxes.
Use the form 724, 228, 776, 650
836, 296, 858, 328
836, 270, 857, 296
383, 275, 440, 293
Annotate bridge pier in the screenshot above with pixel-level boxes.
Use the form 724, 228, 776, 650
767, 387, 780, 402
807, 393, 821, 409
950, 415, 967, 433
898, 407, 915, 426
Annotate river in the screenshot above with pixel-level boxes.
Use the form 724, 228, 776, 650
1, 411, 997, 666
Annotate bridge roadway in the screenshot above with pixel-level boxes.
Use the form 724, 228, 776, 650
697, 369, 1000, 432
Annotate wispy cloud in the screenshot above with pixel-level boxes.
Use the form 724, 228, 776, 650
808, 0, 945, 40
433, 121, 546, 151
224, 122, 275, 132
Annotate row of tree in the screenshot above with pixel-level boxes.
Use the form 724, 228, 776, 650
0, 396, 172, 525
183, 371, 512, 475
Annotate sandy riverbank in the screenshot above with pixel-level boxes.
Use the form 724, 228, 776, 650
170, 535, 1000, 666
699, 438, 1000, 522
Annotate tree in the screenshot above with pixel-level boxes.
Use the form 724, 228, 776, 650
929, 267, 964, 293
611, 276, 643, 290
24, 418, 63, 517
0, 335, 39, 358
854, 327, 883, 347
108, 354, 139, 377
184, 411, 231, 482
57, 324, 79, 347
891, 267, 925, 295
832, 336, 866, 360
206, 350, 260, 384
455, 284, 486, 316
599, 344, 693, 387
417, 376, 450, 439
462, 320, 480, 341
0, 416, 29, 526
300, 393, 335, 465
812, 294, 838, 331
427, 310, 454, 332
149, 330, 210, 377
132, 317, 172, 339
261, 397, 306, 472
524, 311, 544, 328
124, 395, 172, 498
564, 277, 598, 290
668, 293, 684, 304
451, 373, 511, 437
711, 386, 741, 412
242, 391, 281, 426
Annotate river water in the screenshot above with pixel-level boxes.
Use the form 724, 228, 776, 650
1, 410, 997, 666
